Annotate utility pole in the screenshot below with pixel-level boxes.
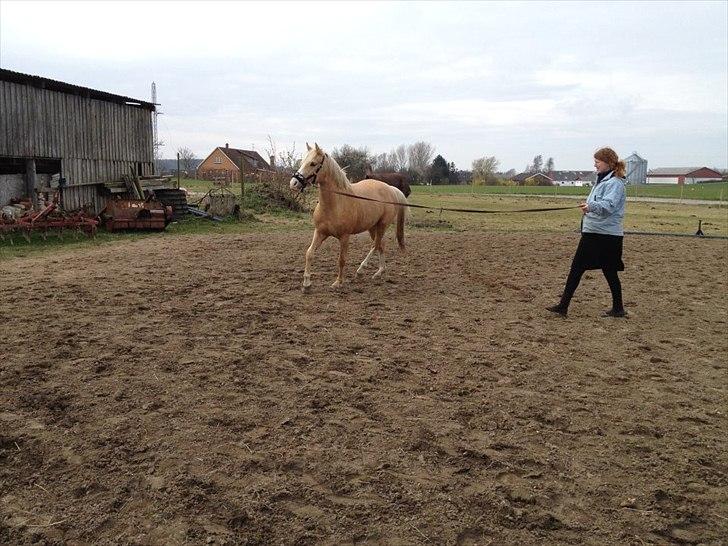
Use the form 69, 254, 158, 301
151, 82, 164, 173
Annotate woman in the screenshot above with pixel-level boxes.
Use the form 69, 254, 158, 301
547, 147, 627, 318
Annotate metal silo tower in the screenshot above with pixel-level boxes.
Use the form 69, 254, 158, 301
624, 152, 648, 185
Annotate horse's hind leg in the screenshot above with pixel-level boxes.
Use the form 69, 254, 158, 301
356, 228, 377, 275
332, 234, 350, 288
303, 229, 327, 291
372, 224, 387, 279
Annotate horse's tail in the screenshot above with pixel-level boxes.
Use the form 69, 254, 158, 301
391, 187, 407, 251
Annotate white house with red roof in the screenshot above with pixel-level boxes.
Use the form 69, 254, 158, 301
646, 167, 722, 185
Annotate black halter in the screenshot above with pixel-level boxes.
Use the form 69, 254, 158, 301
292, 154, 326, 190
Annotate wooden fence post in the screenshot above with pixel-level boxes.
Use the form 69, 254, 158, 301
239, 156, 245, 206
26, 159, 38, 209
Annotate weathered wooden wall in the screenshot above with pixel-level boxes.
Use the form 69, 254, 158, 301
61, 184, 107, 215
0, 79, 154, 186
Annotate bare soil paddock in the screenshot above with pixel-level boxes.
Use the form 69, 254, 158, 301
1, 230, 726, 545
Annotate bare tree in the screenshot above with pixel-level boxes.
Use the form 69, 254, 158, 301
370, 152, 396, 172
264, 135, 278, 168
385, 151, 397, 171
177, 147, 197, 175
472, 156, 500, 185
393, 144, 408, 172
529, 154, 544, 173
545, 157, 555, 173
407, 141, 435, 180
277, 142, 302, 172
261, 136, 304, 172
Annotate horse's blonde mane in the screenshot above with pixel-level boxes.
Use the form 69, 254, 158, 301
323, 154, 352, 190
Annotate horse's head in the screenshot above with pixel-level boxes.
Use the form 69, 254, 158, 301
290, 142, 326, 192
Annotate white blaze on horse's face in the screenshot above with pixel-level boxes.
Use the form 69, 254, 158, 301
290, 146, 325, 192
290, 174, 303, 192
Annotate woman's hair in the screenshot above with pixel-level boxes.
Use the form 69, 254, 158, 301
594, 147, 626, 178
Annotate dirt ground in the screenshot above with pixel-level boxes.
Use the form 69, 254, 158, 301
1, 229, 726, 545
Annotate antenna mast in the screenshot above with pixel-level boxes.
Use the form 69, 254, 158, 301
151, 82, 164, 171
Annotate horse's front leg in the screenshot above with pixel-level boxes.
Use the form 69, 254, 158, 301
332, 234, 350, 288
303, 229, 327, 292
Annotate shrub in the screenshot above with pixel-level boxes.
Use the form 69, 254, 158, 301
246, 172, 309, 212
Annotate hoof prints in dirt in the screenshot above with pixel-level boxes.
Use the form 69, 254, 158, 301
0, 231, 726, 544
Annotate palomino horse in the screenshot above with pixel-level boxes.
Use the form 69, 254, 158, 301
364, 169, 412, 197
290, 143, 408, 291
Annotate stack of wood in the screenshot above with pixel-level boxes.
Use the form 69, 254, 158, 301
104, 175, 176, 195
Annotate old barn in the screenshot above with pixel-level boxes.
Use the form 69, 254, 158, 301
646, 167, 723, 185
0, 68, 155, 213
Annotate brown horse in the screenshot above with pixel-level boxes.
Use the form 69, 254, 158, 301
290, 143, 408, 291
364, 169, 412, 197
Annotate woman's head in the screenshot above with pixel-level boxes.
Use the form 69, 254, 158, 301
594, 147, 626, 178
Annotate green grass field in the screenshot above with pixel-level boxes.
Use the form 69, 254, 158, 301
411, 181, 728, 201
403, 192, 727, 236
2, 178, 726, 260
177, 178, 728, 202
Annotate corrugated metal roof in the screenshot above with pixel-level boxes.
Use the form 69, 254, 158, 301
510, 172, 553, 182
0, 68, 156, 111
511, 170, 597, 182
647, 167, 713, 176
548, 170, 596, 181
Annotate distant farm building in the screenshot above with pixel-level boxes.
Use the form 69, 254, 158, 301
197, 145, 272, 184
0, 68, 156, 213
510, 172, 554, 186
646, 167, 722, 185
510, 170, 597, 186
546, 170, 596, 187
624, 152, 648, 185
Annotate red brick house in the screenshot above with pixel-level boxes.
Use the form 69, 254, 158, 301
646, 167, 722, 185
197, 144, 272, 183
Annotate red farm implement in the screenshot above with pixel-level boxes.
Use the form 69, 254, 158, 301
100, 199, 173, 232
0, 202, 99, 244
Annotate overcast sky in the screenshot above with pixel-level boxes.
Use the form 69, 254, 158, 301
1, 1, 726, 171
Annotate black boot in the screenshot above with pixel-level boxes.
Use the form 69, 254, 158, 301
602, 269, 625, 318
546, 304, 568, 317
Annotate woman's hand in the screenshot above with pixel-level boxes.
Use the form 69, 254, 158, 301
579, 202, 590, 214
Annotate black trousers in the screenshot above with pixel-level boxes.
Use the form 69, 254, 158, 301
560, 263, 623, 311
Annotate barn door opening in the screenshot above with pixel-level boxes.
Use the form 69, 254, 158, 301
0, 156, 62, 206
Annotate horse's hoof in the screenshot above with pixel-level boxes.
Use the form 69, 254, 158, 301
331, 281, 342, 289
302, 284, 311, 294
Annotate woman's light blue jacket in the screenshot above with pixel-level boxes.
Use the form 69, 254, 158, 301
582, 171, 626, 236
